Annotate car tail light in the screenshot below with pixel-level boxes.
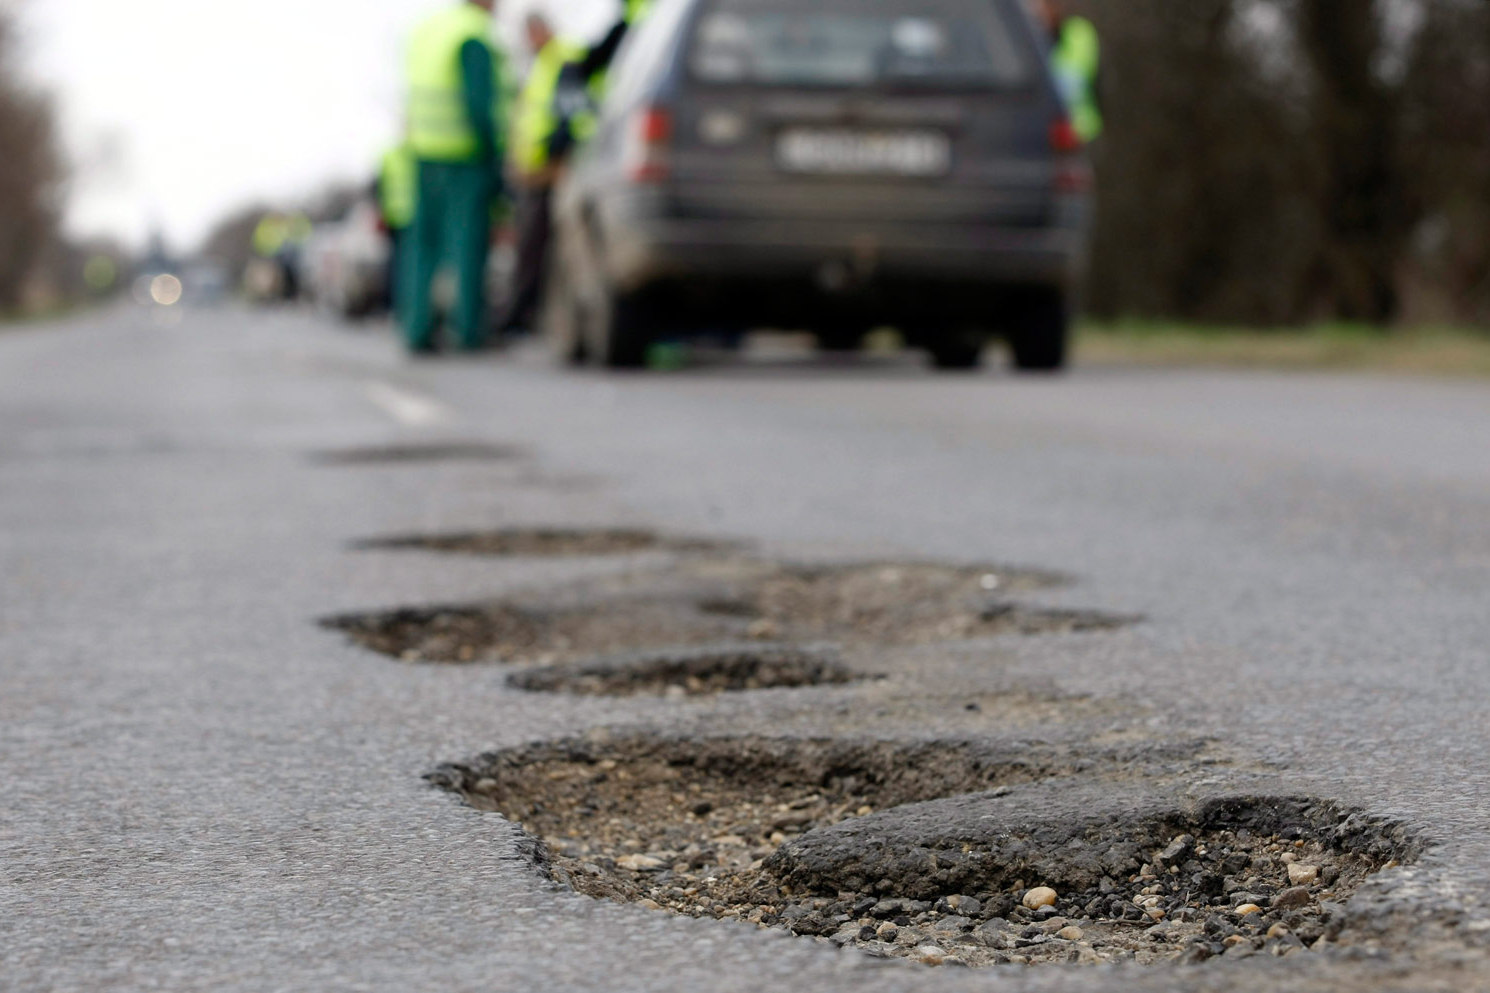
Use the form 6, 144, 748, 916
1049, 118, 1082, 155
625, 106, 674, 184
1048, 117, 1091, 193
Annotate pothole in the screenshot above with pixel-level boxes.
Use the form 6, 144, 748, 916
321, 600, 748, 665
429, 736, 1415, 969
507, 644, 868, 697
692, 561, 1127, 645
353, 528, 730, 558
324, 560, 1129, 665
309, 441, 524, 466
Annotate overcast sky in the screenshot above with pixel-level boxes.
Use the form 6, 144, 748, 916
14, 0, 612, 251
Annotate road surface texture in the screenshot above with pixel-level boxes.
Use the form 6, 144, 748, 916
2, 306, 1487, 991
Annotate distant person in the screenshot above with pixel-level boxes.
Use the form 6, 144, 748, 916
252, 212, 311, 301
401, 0, 508, 354
1034, 0, 1103, 143
495, 14, 585, 336
377, 139, 418, 313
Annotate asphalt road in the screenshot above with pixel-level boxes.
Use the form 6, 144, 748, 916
2, 306, 1487, 991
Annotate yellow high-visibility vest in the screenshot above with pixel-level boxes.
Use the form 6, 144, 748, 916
379, 143, 419, 230
252, 215, 288, 258
1052, 16, 1102, 143
511, 37, 588, 174
406, 4, 503, 162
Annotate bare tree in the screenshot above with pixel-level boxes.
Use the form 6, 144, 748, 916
0, 6, 62, 310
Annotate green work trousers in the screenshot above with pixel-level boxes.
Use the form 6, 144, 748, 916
402, 160, 494, 352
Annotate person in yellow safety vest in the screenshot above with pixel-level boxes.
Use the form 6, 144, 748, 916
402, 0, 508, 354
378, 140, 419, 312
1034, 0, 1102, 143
252, 212, 312, 300
252, 214, 289, 261
495, 14, 585, 336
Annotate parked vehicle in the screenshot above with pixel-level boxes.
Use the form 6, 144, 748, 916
308, 200, 392, 320
545, 0, 1093, 370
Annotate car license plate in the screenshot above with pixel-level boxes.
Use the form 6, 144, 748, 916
776, 129, 951, 177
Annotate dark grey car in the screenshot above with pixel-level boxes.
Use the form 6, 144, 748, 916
545, 0, 1093, 370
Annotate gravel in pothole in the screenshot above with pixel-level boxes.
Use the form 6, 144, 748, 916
324, 560, 1128, 665
353, 528, 730, 558
429, 737, 1415, 969
309, 441, 524, 465
507, 644, 867, 696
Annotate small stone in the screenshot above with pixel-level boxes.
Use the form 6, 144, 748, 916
747, 619, 780, 639
1234, 903, 1263, 918
934, 894, 982, 916
1267, 923, 1291, 939
1288, 864, 1320, 886
1022, 887, 1058, 910
875, 922, 899, 941
912, 945, 947, 965
638, 898, 663, 911
1223, 934, 1248, 948
1273, 886, 1312, 910
616, 854, 665, 872
1147, 908, 1166, 921
1056, 926, 1085, 942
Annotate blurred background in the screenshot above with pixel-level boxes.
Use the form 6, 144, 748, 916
2, 0, 1487, 341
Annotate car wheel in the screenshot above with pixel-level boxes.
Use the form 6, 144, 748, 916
817, 324, 863, 353
1009, 289, 1069, 372
928, 330, 987, 371
541, 262, 587, 366
598, 289, 653, 370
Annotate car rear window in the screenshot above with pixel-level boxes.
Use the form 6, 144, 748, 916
689, 0, 1031, 89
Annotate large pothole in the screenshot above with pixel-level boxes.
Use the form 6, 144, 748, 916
325, 560, 1129, 665
507, 644, 867, 697
353, 528, 730, 558
430, 736, 1415, 968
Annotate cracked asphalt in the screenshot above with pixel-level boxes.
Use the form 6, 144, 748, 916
2, 306, 1488, 991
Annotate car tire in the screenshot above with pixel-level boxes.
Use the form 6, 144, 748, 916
1009, 289, 1070, 372
817, 325, 863, 353
542, 263, 587, 366
598, 289, 653, 370
928, 331, 987, 371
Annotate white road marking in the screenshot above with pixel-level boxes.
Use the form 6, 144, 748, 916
362, 380, 457, 428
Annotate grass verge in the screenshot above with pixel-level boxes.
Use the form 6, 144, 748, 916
1077, 322, 1490, 378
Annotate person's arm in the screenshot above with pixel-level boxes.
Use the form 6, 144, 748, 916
576, 20, 628, 80
460, 39, 499, 168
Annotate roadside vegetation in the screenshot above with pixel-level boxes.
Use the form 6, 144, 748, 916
1077, 323, 1490, 378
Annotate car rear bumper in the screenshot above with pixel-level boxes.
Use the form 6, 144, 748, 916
604, 213, 1087, 293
